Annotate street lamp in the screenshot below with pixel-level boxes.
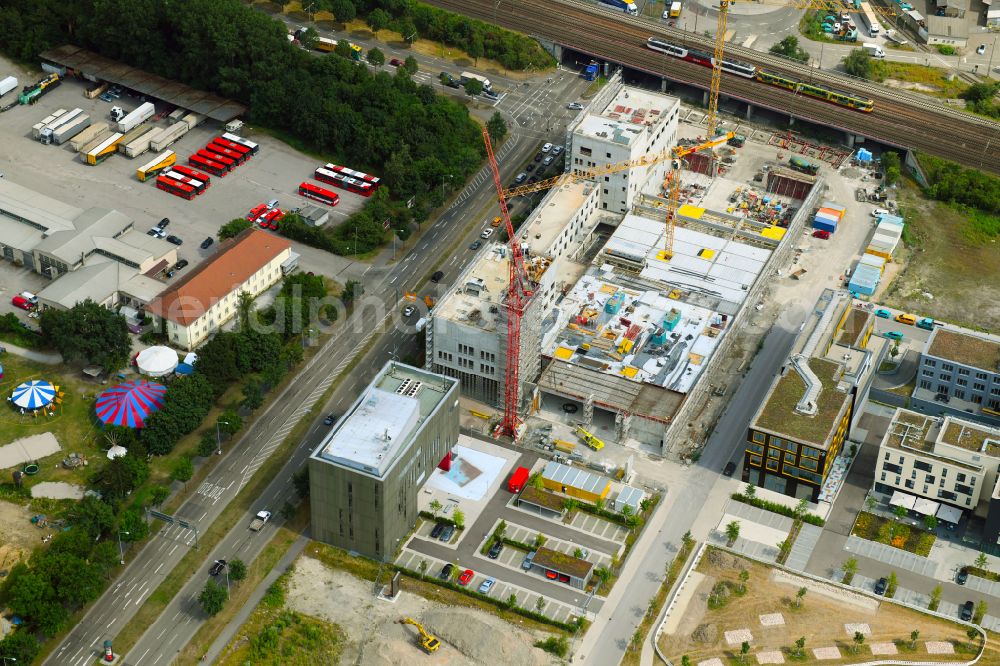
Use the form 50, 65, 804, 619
117, 530, 130, 565
216, 420, 230, 455
1, 657, 17, 666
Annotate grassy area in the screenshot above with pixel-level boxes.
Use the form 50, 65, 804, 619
851, 511, 936, 556
870, 61, 969, 99
584, 75, 609, 98
660, 547, 992, 665
881, 181, 1000, 332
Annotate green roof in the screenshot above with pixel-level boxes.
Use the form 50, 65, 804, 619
753, 357, 851, 448
532, 546, 594, 580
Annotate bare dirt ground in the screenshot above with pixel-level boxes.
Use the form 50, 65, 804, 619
880, 182, 1000, 332
659, 549, 994, 665
285, 555, 558, 666
0, 500, 38, 575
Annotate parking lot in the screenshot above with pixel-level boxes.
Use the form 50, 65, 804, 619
0, 63, 371, 284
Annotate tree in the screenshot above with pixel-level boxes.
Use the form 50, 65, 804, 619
910, 629, 920, 649
725, 520, 741, 545
974, 599, 988, 623
39, 298, 131, 370
682, 530, 694, 550
744, 484, 757, 499
769, 35, 809, 63
148, 484, 170, 507
69, 496, 115, 541
367, 46, 385, 68
740, 640, 750, 663
841, 558, 858, 584
893, 504, 908, 520
403, 56, 419, 75
640, 497, 653, 514
241, 379, 264, 412
334, 39, 355, 60
330, 0, 356, 22
0, 629, 41, 664
342, 280, 361, 305
486, 112, 508, 145
292, 467, 310, 498
865, 494, 878, 512
118, 508, 150, 542
98, 451, 150, 501
738, 569, 749, 593
889, 342, 900, 361
794, 498, 810, 519
218, 217, 252, 240
218, 409, 242, 436
464, 78, 484, 96
853, 631, 865, 653
197, 431, 217, 458
507, 593, 518, 608
429, 499, 442, 516
229, 558, 247, 582
923, 515, 938, 531
535, 533, 547, 548
90, 540, 121, 578
574, 547, 585, 558
886, 572, 898, 597
453, 509, 465, 529
795, 586, 807, 608
199, 580, 228, 616
975, 551, 989, 570
881, 151, 902, 185
594, 567, 612, 586
594, 497, 605, 512
794, 636, 806, 658
776, 539, 792, 561
930, 584, 942, 611
367, 8, 390, 37
843, 48, 873, 79
967, 627, 980, 644
536, 596, 546, 612
681, 657, 692, 666
171, 456, 194, 483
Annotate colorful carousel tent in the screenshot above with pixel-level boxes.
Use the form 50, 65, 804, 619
135, 346, 179, 377
11, 380, 56, 410
95, 380, 166, 428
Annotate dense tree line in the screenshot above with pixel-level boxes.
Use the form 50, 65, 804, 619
40, 299, 131, 371
918, 154, 1000, 216
0, 0, 489, 254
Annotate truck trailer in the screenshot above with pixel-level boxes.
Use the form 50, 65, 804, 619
117, 124, 155, 155
0, 76, 18, 98
150, 122, 188, 152
39, 108, 84, 143
117, 102, 155, 133
49, 114, 91, 146
599, 0, 639, 15
32, 109, 67, 140
181, 112, 204, 129
71, 123, 110, 152
84, 132, 125, 165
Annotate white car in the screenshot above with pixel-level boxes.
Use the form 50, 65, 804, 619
402, 305, 415, 317
148, 227, 166, 238
541, 142, 553, 153
266, 198, 279, 209
567, 102, 584, 110
870, 208, 889, 218
977, 44, 987, 55
481, 228, 495, 239
552, 145, 564, 156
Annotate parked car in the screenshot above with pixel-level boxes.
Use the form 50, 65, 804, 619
266, 198, 279, 210
488, 540, 503, 559
552, 145, 564, 156
874, 577, 888, 595
543, 155, 555, 166
545, 569, 558, 580
402, 305, 416, 318
469, 240, 482, 251
526, 163, 536, 173
558, 573, 571, 583
431, 270, 444, 283
157, 217, 170, 228
481, 228, 494, 239
430, 522, 445, 539
200, 237, 214, 249
11, 295, 33, 311
439, 524, 455, 542
522, 551, 536, 570
210, 559, 227, 576
723, 461, 737, 477
541, 142, 553, 153
884, 331, 904, 341
533, 153, 543, 163
174, 259, 189, 270
166, 235, 183, 246
812, 230, 831, 240
247, 204, 267, 221
957, 567, 969, 585
875, 308, 892, 319
961, 600, 974, 621
870, 208, 889, 218
567, 102, 584, 110
458, 569, 474, 586
323, 413, 338, 426
391, 58, 401, 66
438, 563, 454, 580
514, 172, 527, 184
148, 227, 166, 238
977, 44, 987, 55
478, 577, 495, 594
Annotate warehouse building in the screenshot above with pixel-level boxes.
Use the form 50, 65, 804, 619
308, 362, 460, 560
911, 326, 1000, 427
744, 291, 880, 501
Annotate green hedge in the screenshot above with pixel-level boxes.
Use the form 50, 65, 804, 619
731, 493, 825, 526
418, 510, 458, 528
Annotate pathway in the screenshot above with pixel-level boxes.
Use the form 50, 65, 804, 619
0, 342, 62, 365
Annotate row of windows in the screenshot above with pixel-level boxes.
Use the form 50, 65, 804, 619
925, 358, 992, 381
458, 343, 474, 356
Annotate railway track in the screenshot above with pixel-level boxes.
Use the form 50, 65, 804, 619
428, 0, 999, 174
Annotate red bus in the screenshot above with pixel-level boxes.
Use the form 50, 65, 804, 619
156, 175, 196, 200
163, 170, 207, 195
324, 163, 381, 190
205, 141, 246, 165
214, 137, 252, 159
314, 167, 375, 197
298, 182, 341, 206
172, 164, 211, 187
222, 132, 259, 155
196, 149, 234, 171
189, 154, 226, 177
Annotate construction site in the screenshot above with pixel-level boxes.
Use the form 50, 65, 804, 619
428, 71, 848, 464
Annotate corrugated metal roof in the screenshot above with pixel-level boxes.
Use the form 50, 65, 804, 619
615, 485, 644, 511
849, 265, 881, 291
542, 461, 611, 495
875, 223, 902, 240
859, 253, 886, 268
40, 45, 246, 122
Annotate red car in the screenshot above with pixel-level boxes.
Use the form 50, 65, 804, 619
545, 569, 558, 580
812, 229, 831, 239
246, 204, 267, 222
390, 58, 401, 67
458, 569, 474, 586
11, 295, 33, 311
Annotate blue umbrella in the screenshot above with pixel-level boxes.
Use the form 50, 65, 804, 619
11, 380, 56, 409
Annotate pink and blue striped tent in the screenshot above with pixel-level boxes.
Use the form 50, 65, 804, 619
95, 380, 166, 428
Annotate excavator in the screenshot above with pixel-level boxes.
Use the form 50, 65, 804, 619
398, 617, 441, 654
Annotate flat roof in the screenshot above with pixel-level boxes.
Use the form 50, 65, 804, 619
518, 486, 565, 513
517, 181, 595, 256
575, 86, 677, 147
312, 362, 456, 478
542, 461, 611, 495
880, 408, 999, 469
753, 357, 852, 448
532, 546, 594, 580
0, 178, 82, 234
927, 327, 1000, 372
836, 308, 873, 349
940, 418, 1000, 456
538, 359, 683, 422
40, 45, 247, 122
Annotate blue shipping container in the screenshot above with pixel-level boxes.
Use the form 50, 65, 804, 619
813, 218, 838, 233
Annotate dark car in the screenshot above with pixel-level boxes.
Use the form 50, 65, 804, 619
439, 524, 455, 542
166, 235, 183, 245
723, 462, 736, 477
210, 559, 227, 576
874, 577, 888, 595
430, 522, 445, 539
526, 163, 536, 172
488, 540, 504, 559
390, 58, 401, 67
174, 259, 189, 270
957, 567, 970, 585
533, 153, 543, 162
323, 413, 338, 426
431, 270, 444, 283
961, 600, 974, 621
469, 240, 482, 251
157, 217, 170, 228
200, 237, 214, 249
438, 563, 454, 580
165, 269, 176, 278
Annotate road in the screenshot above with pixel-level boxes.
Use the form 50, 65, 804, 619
40, 60, 590, 666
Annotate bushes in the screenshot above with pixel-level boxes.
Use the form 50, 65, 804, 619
918, 153, 1000, 216
730, 493, 825, 526
535, 635, 569, 657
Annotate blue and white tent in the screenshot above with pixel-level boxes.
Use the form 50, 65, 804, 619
11, 380, 56, 410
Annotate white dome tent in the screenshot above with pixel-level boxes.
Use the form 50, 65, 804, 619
135, 346, 179, 377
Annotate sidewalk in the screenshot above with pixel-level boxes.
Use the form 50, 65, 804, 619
0, 341, 62, 364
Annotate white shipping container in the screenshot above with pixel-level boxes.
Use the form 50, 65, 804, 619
150, 122, 188, 152
52, 115, 92, 145
70, 122, 109, 152
32, 109, 67, 139
0, 76, 18, 98
117, 102, 155, 133
41, 108, 84, 135
117, 124, 155, 155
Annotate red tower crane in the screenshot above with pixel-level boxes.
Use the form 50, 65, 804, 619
482, 128, 532, 438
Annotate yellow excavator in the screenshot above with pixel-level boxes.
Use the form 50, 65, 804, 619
398, 617, 441, 654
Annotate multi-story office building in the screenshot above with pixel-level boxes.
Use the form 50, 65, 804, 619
912, 326, 1000, 427
744, 291, 879, 501
308, 362, 459, 560
873, 407, 1000, 545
